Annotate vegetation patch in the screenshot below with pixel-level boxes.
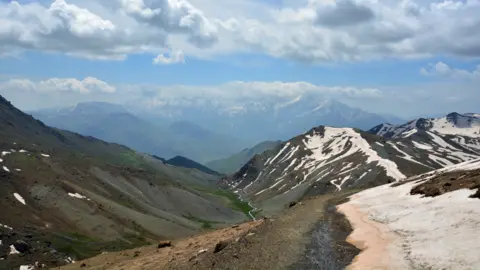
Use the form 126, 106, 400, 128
50, 232, 148, 260
184, 215, 221, 229
194, 186, 254, 218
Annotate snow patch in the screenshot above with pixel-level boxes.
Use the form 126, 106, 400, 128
430, 116, 480, 137
266, 143, 290, 166
9, 245, 21, 255
41, 154, 50, 157
304, 127, 406, 181
1, 151, 11, 156
428, 154, 454, 167
19, 150, 27, 153
3, 166, 10, 172
375, 142, 384, 147
0, 223, 13, 230
402, 128, 417, 137
412, 141, 433, 150
345, 178, 480, 269
388, 142, 432, 168
68, 193, 90, 200
427, 131, 459, 151
20, 266, 35, 270
13, 193, 26, 205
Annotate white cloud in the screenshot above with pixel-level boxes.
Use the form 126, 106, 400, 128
0, 77, 116, 93
421, 62, 480, 79
1, 76, 479, 118
0, 0, 216, 60
153, 50, 185, 65
1, 0, 480, 62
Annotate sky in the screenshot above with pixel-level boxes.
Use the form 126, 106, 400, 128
0, 0, 479, 118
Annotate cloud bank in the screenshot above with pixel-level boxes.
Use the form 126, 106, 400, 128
1, 0, 480, 62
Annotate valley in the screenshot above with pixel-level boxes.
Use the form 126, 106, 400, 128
1, 94, 480, 270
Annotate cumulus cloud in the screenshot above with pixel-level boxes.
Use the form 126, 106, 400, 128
314, 0, 375, 27
0, 0, 216, 60
1, 0, 480, 62
153, 49, 185, 65
0, 77, 116, 93
421, 62, 480, 79
120, 0, 217, 48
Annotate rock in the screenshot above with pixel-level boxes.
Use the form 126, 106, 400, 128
13, 240, 31, 253
288, 201, 297, 208
231, 225, 239, 228
80, 263, 87, 268
157, 241, 172, 248
214, 240, 229, 253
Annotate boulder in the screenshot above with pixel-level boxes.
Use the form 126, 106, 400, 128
13, 240, 30, 253
214, 240, 229, 253
157, 241, 172, 248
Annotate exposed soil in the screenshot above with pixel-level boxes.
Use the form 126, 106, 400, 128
56, 192, 359, 270
410, 169, 480, 199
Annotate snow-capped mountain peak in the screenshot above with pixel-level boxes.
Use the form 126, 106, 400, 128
369, 112, 480, 139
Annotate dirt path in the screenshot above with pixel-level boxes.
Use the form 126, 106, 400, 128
57, 192, 356, 270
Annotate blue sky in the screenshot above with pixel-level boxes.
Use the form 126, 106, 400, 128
0, 0, 479, 118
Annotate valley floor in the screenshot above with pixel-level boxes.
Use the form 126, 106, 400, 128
56, 191, 359, 270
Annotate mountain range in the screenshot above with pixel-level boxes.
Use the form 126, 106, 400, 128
31, 102, 247, 164
223, 112, 480, 214
129, 95, 404, 144
31, 97, 404, 166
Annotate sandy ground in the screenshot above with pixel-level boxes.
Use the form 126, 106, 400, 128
338, 197, 402, 270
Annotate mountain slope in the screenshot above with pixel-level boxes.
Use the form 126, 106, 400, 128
31, 103, 247, 163
166, 156, 220, 176
369, 112, 480, 139
206, 141, 282, 174
223, 123, 480, 214
0, 96, 247, 269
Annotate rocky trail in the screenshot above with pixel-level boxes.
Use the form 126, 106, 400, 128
56, 191, 359, 270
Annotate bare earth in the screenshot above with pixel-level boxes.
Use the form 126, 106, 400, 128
338, 195, 408, 270
56, 194, 338, 270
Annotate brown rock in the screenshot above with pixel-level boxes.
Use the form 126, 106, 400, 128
157, 241, 172, 248
214, 240, 229, 253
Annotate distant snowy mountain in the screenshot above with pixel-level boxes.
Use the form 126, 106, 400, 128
222, 119, 480, 212
129, 95, 404, 144
369, 112, 480, 139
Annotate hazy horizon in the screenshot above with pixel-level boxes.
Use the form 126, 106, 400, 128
0, 0, 479, 119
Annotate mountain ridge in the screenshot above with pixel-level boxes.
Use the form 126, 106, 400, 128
31, 102, 247, 163
223, 116, 480, 214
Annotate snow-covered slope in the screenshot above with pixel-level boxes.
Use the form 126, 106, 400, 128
339, 158, 480, 269
370, 112, 480, 139
223, 123, 480, 205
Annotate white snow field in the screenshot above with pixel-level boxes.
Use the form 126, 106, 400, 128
340, 158, 480, 270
